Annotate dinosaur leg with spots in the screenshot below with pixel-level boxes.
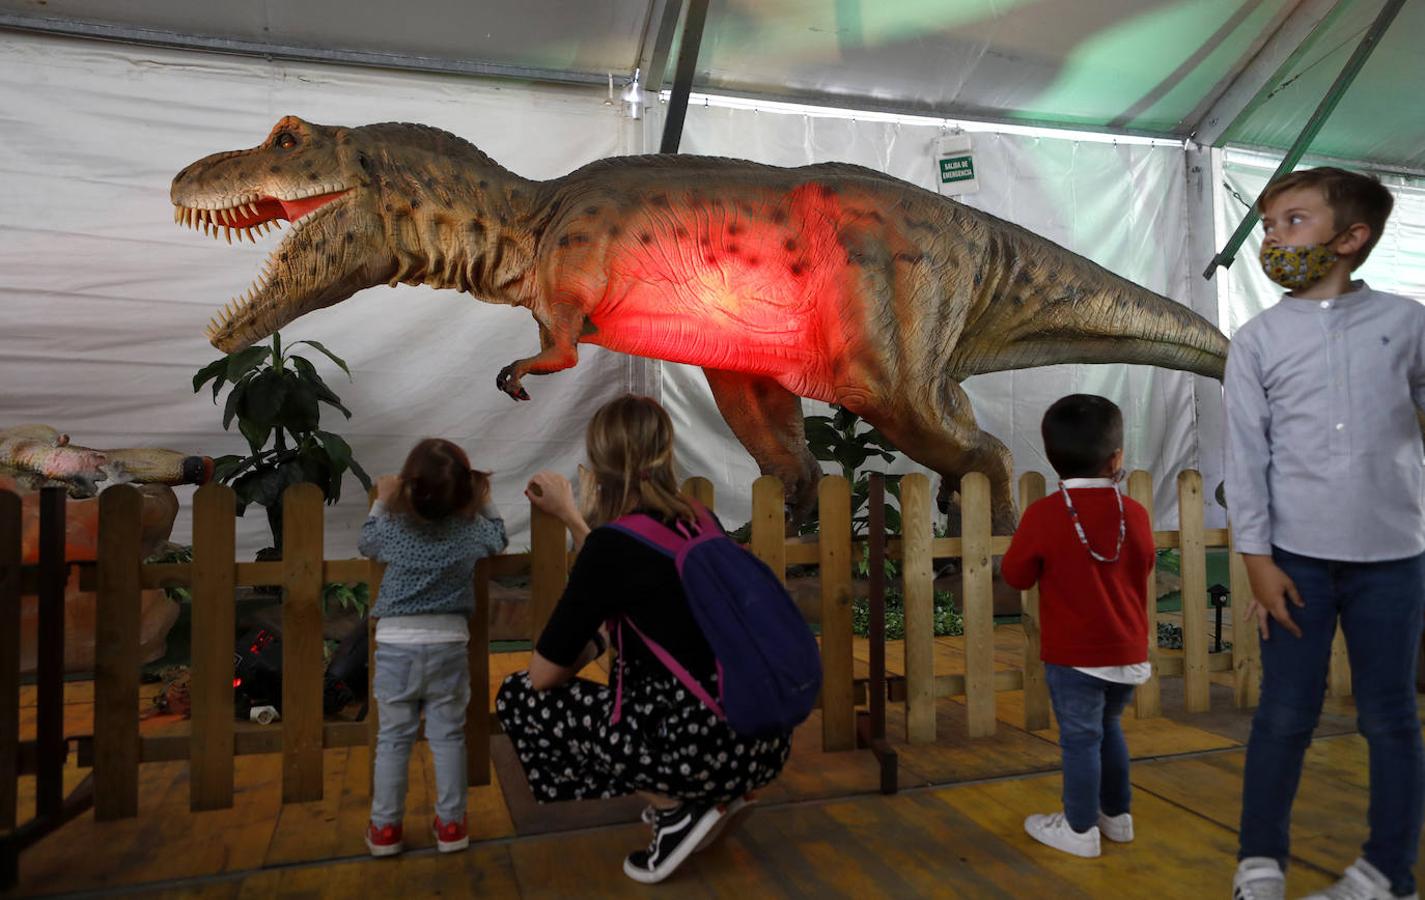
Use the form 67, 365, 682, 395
702, 368, 821, 524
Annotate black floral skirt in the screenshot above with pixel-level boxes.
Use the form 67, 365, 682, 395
495, 660, 792, 804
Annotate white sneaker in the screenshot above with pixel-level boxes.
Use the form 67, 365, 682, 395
1233, 857, 1285, 900
1023, 811, 1100, 858
1303, 858, 1415, 900
1098, 811, 1133, 843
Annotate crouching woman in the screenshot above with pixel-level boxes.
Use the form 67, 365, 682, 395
496, 395, 791, 884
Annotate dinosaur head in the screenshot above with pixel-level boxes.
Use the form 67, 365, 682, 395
171, 116, 395, 353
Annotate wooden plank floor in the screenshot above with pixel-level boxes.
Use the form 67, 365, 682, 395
21, 732, 1414, 898
3, 644, 1407, 897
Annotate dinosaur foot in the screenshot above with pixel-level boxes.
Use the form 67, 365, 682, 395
495, 366, 531, 402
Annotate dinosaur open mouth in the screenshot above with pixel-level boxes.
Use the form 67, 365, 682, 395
172, 187, 351, 343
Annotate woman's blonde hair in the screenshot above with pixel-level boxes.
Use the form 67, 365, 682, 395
580, 395, 695, 527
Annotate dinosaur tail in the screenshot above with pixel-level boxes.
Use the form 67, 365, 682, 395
956, 230, 1229, 381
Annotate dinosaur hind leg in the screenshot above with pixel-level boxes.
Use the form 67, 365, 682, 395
702, 368, 821, 524
845, 379, 1017, 536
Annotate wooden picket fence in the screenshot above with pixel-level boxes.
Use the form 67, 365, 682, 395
0, 469, 1352, 854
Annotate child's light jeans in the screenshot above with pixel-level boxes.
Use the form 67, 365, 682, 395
370, 641, 470, 827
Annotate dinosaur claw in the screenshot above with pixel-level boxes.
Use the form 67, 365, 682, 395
496, 365, 528, 401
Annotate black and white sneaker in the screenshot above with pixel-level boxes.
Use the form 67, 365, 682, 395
623, 802, 724, 884
693, 793, 758, 853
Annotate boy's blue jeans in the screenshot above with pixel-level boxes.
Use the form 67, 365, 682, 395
1045, 664, 1137, 832
371, 642, 471, 828
1239, 546, 1425, 895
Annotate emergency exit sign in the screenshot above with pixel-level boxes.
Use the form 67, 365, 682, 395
935, 134, 979, 196
940, 155, 975, 184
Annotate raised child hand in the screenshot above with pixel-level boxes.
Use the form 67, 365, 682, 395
375, 474, 402, 503
1242, 555, 1304, 640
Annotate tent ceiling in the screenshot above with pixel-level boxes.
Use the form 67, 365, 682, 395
1, 0, 1420, 172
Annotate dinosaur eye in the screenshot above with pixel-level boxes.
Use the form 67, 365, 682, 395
275, 132, 299, 150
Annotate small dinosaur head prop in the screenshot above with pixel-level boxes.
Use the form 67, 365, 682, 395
173, 116, 513, 353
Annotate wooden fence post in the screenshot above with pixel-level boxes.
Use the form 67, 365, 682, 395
1178, 471, 1210, 714
1228, 540, 1260, 707
190, 484, 236, 811
95, 486, 143, 820
528, 501, 568, 639
281, 483, 325, 803
679, 477, 715, 510
35, 488, 66, 820
467, 558, 492, 786
818, 476, 855, 751
901, 474, 935, 744
1128, 471, 1161, 718
1327, 625, 1352, 697
1018, 473, 1050, 731
0, 490, 20, 831
961, 473, 995, 738
750, 476, 786, 584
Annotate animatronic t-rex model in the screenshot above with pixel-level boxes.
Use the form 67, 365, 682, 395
171, 117, 1228, 531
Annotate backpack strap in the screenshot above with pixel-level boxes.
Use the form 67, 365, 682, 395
608, 502, 714, 557
616, 616, 725, 721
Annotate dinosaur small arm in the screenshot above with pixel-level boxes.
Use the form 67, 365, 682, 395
172, 117, 1229, 531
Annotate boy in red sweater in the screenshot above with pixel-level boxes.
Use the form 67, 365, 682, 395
1001, 394, 1156, 858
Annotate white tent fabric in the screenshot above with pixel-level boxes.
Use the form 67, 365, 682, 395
674, 101, 1216, 530
0, 32, 632, 558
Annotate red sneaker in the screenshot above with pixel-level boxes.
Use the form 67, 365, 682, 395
365, 821, 404, 857
433, 815, 469, 853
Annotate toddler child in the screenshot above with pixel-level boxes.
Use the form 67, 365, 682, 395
358, 438, 507, 856
1002, 394, 1156, 858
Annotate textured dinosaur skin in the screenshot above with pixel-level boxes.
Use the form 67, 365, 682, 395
172, 117, 1228, 531
0, 425, 212, 498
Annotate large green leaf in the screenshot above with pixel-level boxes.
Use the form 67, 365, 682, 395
222, 379, 248, 431
280, 380, 321, 433
243, 369, 289, 426
291, 356, 352, 418
238, 417, 272, 455
293, 340, 352, 380
224, 345, 270, 383
193, 357, 228, 395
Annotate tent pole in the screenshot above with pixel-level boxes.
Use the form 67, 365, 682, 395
659, 0, 710, 154
1203, 0, 1407, 279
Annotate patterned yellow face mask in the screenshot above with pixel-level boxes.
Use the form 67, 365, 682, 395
1258, 232, 1346, 291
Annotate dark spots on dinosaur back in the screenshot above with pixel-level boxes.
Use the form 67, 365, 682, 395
770, 209, 788, 225
269, 165, 282, 174
674, 226, 689, 239
704, 254, 717, 264
818, 183, 838, 198
1015, 270, 1033, 286
784, 238, 797, 252
737, 201, 755, 214
747, 256, 760, 267
650, 194, 669, 208
727, 244, 740, 255
307, 173, 320, 182
327, 253, 340, 265
728, 222, 741, 236
607, 226, 621, 238
384, 203, 394, 213
639, 232, 653, 245
902, 215, 934, 233
894, 252, 924, 265
478, 179, 488, 189
584, 205, 599, 216
557, 233, 591, 248
789, 260, 807, 277
409, 197, 421, 210
973, 272, 983, 286
344, 232, 355, 244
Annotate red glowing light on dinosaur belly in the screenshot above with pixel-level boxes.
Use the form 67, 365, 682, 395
224, 190, 349, 228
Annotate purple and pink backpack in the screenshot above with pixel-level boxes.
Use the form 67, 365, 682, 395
607, 502, 822, 738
